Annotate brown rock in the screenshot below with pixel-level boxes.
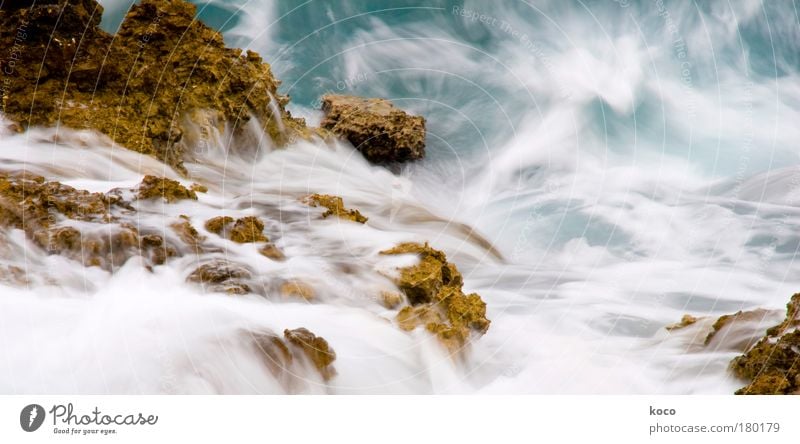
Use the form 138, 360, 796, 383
730, 293, 800, 395
259, 243, 286, 261
204, 216, 234, 236
302, 194, 367, 223
284, 328, 336, 380
171, 216, 204, 250
280, 280, 315, 301
381, 242, 490, 350
229, 216, 268, 243
138, 175, 197, 202
0, 0, 311, 173
665, 314, 698, 331
320, 95, 425, 163
187, 259, 252, 295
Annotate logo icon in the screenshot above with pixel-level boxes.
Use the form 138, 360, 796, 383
20, 404, 45, 432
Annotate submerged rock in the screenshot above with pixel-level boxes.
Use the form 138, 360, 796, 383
280, 279, 316, 301
283, 328, 337, 380
186, 259, 252, 295
729, 293, 800, 395
320, 95, 426, 163
665, 314, 698, 331
0, 0, 310, 173
381, 242, 490, 350
302, 194, 367, 223
252, 327, 337, 383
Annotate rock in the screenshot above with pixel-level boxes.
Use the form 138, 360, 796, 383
280, 279, 315, 301
252, 332, 293, 378
137, 175, 197, 202
229, 216, 268, 243
729, 293, 800, 395
320, 95, 426, 163
0, 171, 175, 268
259, 243, 285, 261
187, 259, 252, 295
380, 291, 404, 309
283, 328, 336, 380
665, 314, 698, 331
190, 183, 208, 193
302, 194, 367, 223
381, 242, 490, 350
0, 0, 311, 173
171, 216, 204, 251
205, 215, 269, 243
204, 216, 234, 236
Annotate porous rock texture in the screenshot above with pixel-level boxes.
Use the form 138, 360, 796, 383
321, 94, 426, 163
729, 293, 800, 395
0, 0, 311, 174
381, 242, 490, 351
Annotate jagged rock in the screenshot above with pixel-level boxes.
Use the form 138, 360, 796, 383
302, 194, 367, 223
730, 293, 800, 395
229, 216, 268, 243
665, 314, 698, 331
187, 259, 252, 295
0, 0, 310, 173
381, 242, 490, 350
205, 215, 268, 243
283, 328, 336, 380
204, 216, 234, 236
320, 95, 426, 163
138, 175, 197, 202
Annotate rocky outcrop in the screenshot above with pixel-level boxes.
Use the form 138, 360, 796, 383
320, 95, 426, 163
302, 194, 367, 223
0, 0, 310, 174
381, 242, 490, 350
0, 170, 172, 269
138, 176, 197, 202
729, 293, 800, 395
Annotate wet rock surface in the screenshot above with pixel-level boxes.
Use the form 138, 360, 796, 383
0, 170, 171, 269
252, 327, 337, 382
0, 0, 310, 173
320, 95, 426, 163
186, 259, 252, 295
283, 327, 337, 380
729, 293, 800, 395
381, 242, 490, 350
138, 176, 197, 202
302, 194, 367, 224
